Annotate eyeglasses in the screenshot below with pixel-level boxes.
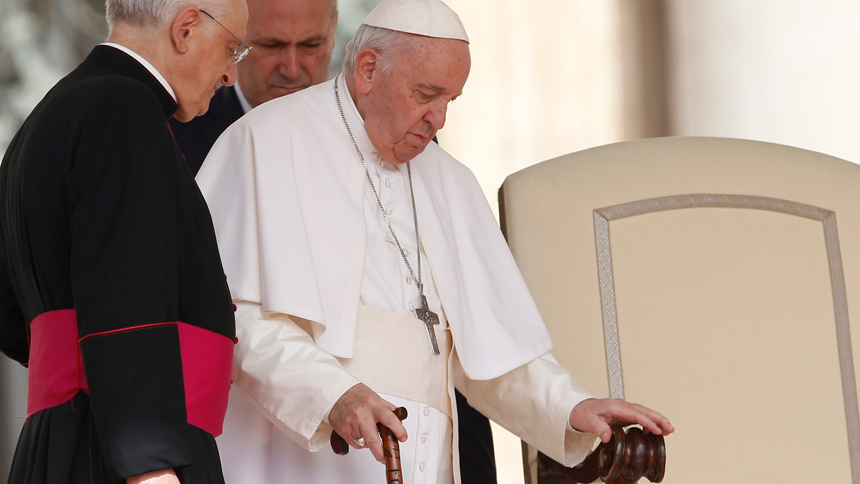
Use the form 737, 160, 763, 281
200, 9, 252, 64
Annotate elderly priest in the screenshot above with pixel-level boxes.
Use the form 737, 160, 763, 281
0, 0, 249, 483
196, 0, 675, 482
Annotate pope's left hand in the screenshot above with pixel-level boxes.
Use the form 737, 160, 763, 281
569, 398, 675, 443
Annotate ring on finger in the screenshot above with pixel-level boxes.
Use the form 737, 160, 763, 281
355, 437, 366, 447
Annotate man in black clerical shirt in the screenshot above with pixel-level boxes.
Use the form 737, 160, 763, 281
169, 0, 338, 175
0, 1, 249, 483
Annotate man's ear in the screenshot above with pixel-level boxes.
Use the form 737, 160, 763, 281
353, 48, 380, 95
171, 6, 201, 54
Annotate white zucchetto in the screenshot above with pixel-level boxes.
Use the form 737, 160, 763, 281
363, 0, 469, 43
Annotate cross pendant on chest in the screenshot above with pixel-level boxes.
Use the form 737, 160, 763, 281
415, 293, 440, 355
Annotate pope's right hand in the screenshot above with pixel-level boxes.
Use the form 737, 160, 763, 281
329, 383, 408, 462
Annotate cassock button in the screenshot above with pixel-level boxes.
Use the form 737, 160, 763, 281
384, 207, 393, 215
232, 304, 237, 312
408, 303, 415, 311
421, 434, 428, 443
385, 178, 393, 188
423, 406, 430, 417
406, 276, 413, 285
419, 463, 426, 472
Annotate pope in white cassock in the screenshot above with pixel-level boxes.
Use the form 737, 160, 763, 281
196, 0, 675, 482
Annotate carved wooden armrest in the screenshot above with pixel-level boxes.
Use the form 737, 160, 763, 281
539, 426, 666, 483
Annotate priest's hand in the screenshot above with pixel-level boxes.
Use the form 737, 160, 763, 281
126, 468, 179, 484
329, 383, 409, 462
569, 398, 675, 443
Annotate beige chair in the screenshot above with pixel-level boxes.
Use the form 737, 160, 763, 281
499, 137, 860, 484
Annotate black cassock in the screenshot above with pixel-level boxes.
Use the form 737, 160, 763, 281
0, 45, 235, 483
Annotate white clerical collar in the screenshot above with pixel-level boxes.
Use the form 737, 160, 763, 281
338, 72, 366, 126
100, 43, 177, 102
334, 72, 378, 157
233, 81, 254, 114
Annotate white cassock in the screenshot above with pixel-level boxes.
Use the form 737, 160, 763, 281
196, 73, 598, 484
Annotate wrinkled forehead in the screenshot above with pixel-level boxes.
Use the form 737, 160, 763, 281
247, 0, 335, 25
401, 35, 470, 83
245, 0, 336, 45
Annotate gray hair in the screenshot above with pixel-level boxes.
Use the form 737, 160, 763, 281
105, 0, 226, 30
342, 24, 413, 76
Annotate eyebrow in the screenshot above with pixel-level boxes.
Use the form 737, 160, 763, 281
253, 35, 327, 46
416, 83, 464, 101
299, 35, 326, 44
418, 83, 448, 93
252, 37, 286, 45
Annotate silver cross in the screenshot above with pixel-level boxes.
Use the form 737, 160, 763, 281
415, 294, 440, 355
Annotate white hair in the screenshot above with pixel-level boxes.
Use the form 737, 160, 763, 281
105, 0, 226, 30
342, 24, 414, 75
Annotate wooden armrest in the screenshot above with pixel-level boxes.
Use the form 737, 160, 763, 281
539, 426, 665, 483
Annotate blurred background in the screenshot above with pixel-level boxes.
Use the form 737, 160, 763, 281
2, 0, 860, 482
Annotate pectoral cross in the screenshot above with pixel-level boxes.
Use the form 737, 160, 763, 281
415, 293, 440, 355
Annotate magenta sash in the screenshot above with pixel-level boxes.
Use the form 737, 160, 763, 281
26, 310, 233, 437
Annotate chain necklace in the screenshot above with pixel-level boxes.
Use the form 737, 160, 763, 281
334, 76, 441, 355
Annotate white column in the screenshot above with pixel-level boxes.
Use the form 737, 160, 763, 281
665, 0, 860, 163
441, 0, 626, 218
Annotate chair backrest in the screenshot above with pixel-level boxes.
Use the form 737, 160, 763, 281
499, 137, 860, 484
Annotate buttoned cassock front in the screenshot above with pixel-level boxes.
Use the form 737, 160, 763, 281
197, 73, 597, 483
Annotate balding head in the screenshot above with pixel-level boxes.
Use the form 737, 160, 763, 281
106, 0, 250, 122
106, 0, 237, 31
238, 0, 338, 107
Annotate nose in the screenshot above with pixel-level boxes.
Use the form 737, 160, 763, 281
221, 62, 238, 86
423, 101, 447, 131
277, 47, 302, 81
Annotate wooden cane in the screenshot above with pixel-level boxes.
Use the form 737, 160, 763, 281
330, 407, 409, 484
378, 407, 408, 484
